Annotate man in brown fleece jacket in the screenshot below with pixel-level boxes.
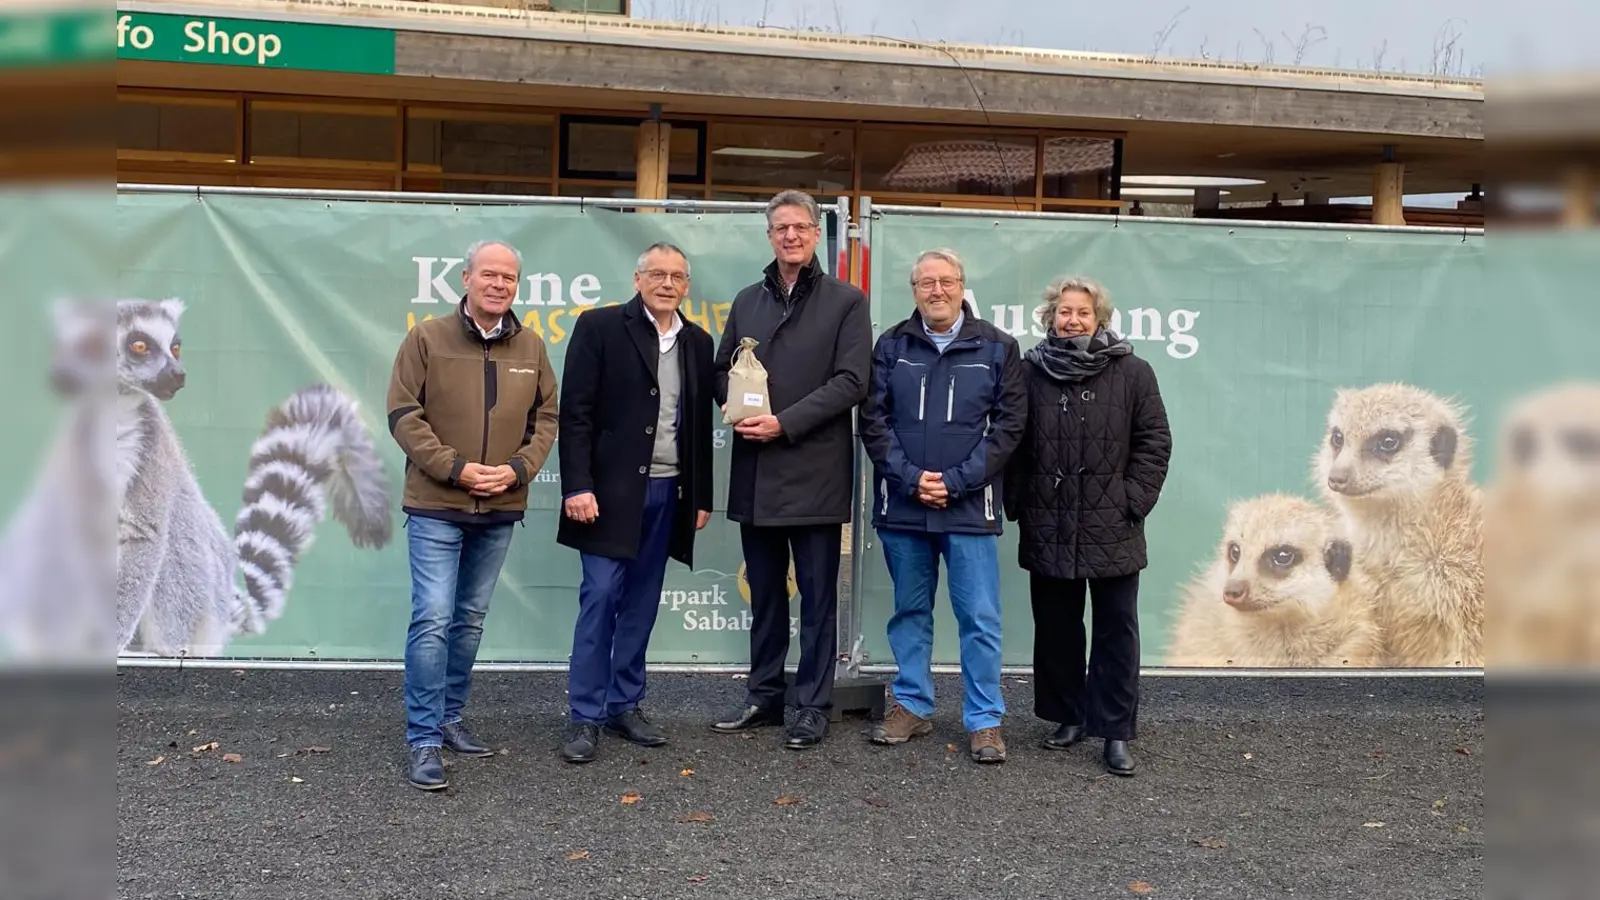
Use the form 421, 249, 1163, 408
385, 238, 558, 791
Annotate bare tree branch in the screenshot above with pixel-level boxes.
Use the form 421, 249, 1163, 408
1252, 28, 1274, 64
1149, 5, 1188, 60
1281, 24, 1327, 66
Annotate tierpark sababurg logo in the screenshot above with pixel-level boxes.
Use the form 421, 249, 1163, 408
658, 563, 800, 638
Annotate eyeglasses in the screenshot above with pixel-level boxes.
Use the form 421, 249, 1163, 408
913, 278, 963, 292
768, 223, 817, 236
641, 269, 689, 286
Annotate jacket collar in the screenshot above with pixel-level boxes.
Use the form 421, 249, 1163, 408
456, 299, 521, 343
894, 300, 984, 345
762, 254, 824, 298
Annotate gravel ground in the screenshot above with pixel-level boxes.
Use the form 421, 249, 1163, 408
118, 668, 1482, 900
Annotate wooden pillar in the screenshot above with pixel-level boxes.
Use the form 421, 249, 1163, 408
1373, 161, 1405, 226
1564, 166, 1595, 228
635, 114, 670, 212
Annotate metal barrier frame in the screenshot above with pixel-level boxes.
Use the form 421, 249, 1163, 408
852, 198, 1483, 679
110, 184, 1481, 678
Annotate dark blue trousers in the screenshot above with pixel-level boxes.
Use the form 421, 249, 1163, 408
568, 476, 676, 724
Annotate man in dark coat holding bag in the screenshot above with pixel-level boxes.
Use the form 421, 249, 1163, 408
710, 189, 873, 750
556, 242, 715, 764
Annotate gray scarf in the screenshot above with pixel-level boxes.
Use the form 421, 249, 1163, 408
1024, 327, 1132, 383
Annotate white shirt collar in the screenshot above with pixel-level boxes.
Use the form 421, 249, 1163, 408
656, 312, 683, 353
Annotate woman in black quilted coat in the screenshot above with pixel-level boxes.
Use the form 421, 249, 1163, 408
1004, 275, 1172, 777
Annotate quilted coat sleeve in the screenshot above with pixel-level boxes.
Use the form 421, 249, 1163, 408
1123, 360, 1172, 521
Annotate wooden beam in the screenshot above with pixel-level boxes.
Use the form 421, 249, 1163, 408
635, 119, 669, 209
1373, 162, 1405, 226
1565, 166, 1595, 228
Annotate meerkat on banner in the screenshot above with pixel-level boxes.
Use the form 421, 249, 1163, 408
1313, 383, 1484, 668
1167, 493, 1381, 668
1484, 382, 1600, 670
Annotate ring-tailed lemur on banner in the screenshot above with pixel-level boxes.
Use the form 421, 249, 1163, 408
113, 297, 395, 657
0, 299, 121, 662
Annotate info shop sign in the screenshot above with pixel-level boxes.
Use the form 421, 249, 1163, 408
116, 11, 395, 74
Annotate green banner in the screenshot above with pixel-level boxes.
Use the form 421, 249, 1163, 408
4, 188, 1592, 670
0, 190, 843, 665
860, 212, 1594, 671
116, 10, 395, 73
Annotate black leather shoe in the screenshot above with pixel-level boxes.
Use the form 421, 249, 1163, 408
407, 747, 447, 791
1104, 739, 1136, 776
784, 708, 829, 750
711, 704, 785, 733
605, 709, 667, 747
441, 721, 495, 757
562, 723, 600, 764
1042, 723, 1085, 751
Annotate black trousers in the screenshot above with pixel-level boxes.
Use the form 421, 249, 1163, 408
740, 523, 841, 713
1029, 571, 1141, 741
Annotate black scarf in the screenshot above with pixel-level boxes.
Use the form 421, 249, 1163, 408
1024, 327, 1132, 383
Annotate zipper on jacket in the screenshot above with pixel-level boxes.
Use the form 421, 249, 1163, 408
918, 375, 927, 421
478, 341, 491, 515
946, 376, 955, 422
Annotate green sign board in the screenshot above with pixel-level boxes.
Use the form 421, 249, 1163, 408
0, 7, 111, 69
116, 10, 395, 74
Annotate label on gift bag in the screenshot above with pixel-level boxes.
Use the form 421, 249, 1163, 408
742, 392, 764, 407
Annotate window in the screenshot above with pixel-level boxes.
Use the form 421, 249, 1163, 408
709, 122, 852, 193
860, 129, 1038, 197
248, 100, 396, 169
118, 94, 237, 163
405, 107, 553, 180
560, 115, 705, 184
1041, 136, 1119, 200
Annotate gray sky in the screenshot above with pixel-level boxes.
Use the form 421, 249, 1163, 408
631, 0, 1592, 77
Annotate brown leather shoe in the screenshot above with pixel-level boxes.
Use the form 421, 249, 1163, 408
867, 699, 933, 745
969, 726, 1007, 763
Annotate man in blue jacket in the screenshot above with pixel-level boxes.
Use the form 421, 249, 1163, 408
859, 248, 1027, 764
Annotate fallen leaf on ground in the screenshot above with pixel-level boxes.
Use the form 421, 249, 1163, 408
304, 746, 331, 754
1363, 822, 1385, 828
1454, 747, 1472, 756
865, 797, 890, 808
276, 752, 293, 759
1453, 825, 1470, 834
290, 777, 304, 784
192, 741, 218, 753
566, 850, 590, 861
1371, 750, 1386, 758
620, 792, 642, 805
774, 795, 803, 806
1129, 881, 1154, 894
146, 756, 164, 766
944, 744, 957, 754
680, 768, 695, 777
1243, 753, 1254, 760
1433, 799, 1447, 809
187, 730, 198, 737
222, 753, 244, 764
680, 811, 715, 823
1193, 837, 1227, 849
687, 874, 709, 884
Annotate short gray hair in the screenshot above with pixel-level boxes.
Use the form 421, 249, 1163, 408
910, 248, 965, 285
465, 239, 523, 274
765, 189, 821, 228
636, 241, 690, 277
1037, 275, 1113, 332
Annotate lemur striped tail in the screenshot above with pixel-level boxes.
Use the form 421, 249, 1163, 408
232, 383, 394, 633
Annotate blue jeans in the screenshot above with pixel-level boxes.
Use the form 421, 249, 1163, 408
878, 528, 1004, 732
568, 477, 676, 723
403, 514, 515, 749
